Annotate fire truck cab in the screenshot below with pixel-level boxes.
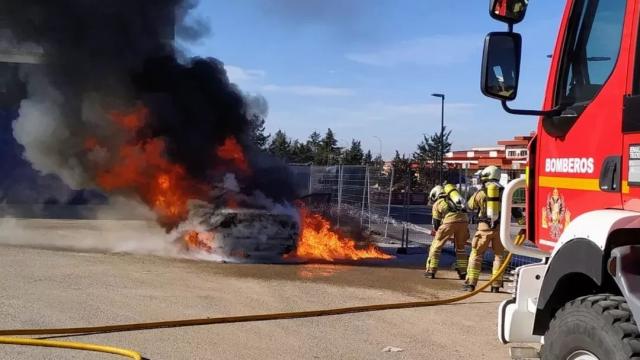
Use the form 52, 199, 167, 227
483, 0, 640, 358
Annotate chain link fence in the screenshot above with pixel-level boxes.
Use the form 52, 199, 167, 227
290, 164, 539, 274
294, 165, 395, 237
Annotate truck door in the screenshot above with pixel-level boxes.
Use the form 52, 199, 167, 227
536, 0, 629, 250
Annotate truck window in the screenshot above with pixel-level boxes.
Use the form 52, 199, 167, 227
556, 0, 626, 106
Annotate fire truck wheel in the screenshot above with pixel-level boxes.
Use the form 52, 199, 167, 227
541, 294, 640, 360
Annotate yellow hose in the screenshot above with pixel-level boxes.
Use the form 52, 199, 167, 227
0, 232, 528, 339
0, 336, 141, 359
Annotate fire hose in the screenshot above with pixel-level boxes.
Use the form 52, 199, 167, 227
0, 232, 526, 358
0, 337, 141, 359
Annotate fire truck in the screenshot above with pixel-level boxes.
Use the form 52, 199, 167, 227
483, 0, 640, 358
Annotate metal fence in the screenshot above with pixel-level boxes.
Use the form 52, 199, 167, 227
296, 165, 395, 238
290, 164, 538, 274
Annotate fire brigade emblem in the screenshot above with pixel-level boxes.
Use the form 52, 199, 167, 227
541, 188, 571, 240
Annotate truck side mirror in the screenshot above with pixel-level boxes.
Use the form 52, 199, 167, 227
481, 32, 522, 101
490, 0, 528, 24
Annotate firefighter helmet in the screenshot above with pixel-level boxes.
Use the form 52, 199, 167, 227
429, 185, 445, 203
480, 165, 501, 182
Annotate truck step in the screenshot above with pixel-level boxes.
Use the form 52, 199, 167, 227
509, 346, 540, 360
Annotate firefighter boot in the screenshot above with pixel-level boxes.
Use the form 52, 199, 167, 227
424, 271, 436, 279
456, 268, 467, 280
491, 286, 501, 293
462, 283, 475, 292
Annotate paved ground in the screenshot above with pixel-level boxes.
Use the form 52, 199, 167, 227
0, 219, 514, 360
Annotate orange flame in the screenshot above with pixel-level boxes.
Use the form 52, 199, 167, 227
217, 136, 249, 172
93, 105, 208, 229
109, 104, 148, 131
84, 137, 99, 151
183, 230, 215, 253
293, 208, 392, 261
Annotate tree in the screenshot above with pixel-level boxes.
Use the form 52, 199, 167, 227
248, 114, 270, 149
413, 126, 452, 166
391, 151, 412, 190
268, 130, 291, 161
342, 139, 364, 165
289, 140, 314, 164
306, 131, 322, 164
363, 150, 373, 166
413, 126, 452, 190
372, 154, 384, 169
319, 128, 340, 165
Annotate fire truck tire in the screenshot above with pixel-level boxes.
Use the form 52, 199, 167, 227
541, 294, 640, 360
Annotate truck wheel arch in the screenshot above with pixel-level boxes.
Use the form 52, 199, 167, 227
533, 238, 604, 335
531, 211, 640, 335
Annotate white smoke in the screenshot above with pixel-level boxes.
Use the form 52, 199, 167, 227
12, 68, 92, 188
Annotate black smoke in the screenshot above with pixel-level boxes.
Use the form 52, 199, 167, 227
2, 0, 294, 218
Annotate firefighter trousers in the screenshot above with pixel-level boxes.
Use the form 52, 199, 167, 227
465, 223, 505, 287
426, 222, 469, 274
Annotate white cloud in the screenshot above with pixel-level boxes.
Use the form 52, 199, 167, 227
222, 66, 353, 97
224, 65, 266, 83
261, 84, 355, 97
345, 34, 482, 67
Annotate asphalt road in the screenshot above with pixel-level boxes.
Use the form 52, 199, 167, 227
0, 219, 513, 360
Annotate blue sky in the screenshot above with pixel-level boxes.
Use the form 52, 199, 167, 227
184, 0, 565, 159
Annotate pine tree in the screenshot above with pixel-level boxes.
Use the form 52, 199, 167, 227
413, 126, 452, 166
372, 154, 384, 169
268, 130, 291, 161
290, 140, 314, 164
391, 151, 412, 190
342, 139, 364, 165
306, 131, 322, 165
248, 114, 270, 149
363, 150, 373, 166
319, 128, 340, 165
413, 126, 452, 189
371, 154, 384, 171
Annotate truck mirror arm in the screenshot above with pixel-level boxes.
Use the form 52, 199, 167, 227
501, 100, 564, 117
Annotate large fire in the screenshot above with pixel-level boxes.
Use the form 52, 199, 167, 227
217, 137, 249, 173
293, 208, 393, 261
87, 105, 390, 262
183, 230, 215, 253
92, 105, 208, 228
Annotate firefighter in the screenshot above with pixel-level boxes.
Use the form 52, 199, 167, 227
425, 184, 469, 280
463, 165, 514, 293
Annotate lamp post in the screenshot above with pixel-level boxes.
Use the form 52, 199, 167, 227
431, 93, 445, 184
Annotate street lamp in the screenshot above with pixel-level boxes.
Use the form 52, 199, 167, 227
431, 93, 445, 184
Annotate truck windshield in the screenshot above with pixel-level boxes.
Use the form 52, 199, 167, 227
556, 0, 626, 106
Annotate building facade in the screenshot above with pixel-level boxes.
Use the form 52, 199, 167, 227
444, 133, 533, 170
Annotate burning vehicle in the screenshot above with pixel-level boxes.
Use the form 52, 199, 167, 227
181, 205, 299, 258
0, 0, 392, 264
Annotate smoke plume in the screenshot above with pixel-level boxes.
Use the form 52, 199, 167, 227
4, 0, 294, 229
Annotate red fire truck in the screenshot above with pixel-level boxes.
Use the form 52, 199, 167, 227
483, 0, 640, 358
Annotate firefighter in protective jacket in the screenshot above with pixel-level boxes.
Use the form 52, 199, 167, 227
425, 184, 470, 280
463, 166, 520, 292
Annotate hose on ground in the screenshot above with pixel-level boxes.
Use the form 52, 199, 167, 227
0, 336, 142, 359
0, 232, 527, 339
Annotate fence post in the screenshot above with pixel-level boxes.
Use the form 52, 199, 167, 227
384, 166, 394, 239
367, 167, 372, 231
337, 165, 343, 227
360, 167, 368, 226
308, 165, 314, 195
